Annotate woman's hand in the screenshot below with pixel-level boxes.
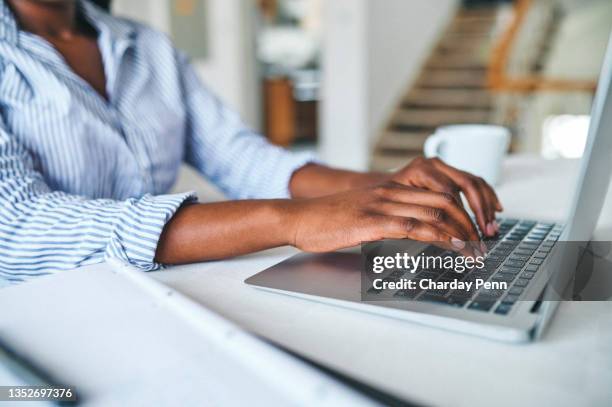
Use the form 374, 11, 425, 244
290, 158, 503, 238
156, 178, 487, 265
287, 181, 485, 257
389, 157, 503, 237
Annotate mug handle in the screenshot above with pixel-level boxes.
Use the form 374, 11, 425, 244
424, 134, 444, 158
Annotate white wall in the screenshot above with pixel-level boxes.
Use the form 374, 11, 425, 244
320, 0, 458, 170
319, 0, 370, 170
112, 0, 260, 129
367, 0, 459, 142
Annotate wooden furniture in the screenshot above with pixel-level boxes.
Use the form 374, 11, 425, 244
264, 77, 296, 147
263, 75, 319, 147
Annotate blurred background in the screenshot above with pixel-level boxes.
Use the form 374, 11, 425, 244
108, 0, 611, 171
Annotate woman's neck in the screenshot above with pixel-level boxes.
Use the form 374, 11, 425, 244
7, 0, 79, 40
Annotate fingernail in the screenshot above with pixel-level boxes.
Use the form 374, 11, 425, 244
486, 223, 496, 236
451, 238, 466, 249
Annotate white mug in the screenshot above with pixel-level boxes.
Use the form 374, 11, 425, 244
424, 124, 510, 185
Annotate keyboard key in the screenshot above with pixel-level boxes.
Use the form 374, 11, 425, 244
429, 287, 450, 296
388, 270, 406, 279
439, 273, 464, 282
533, 252, 548, 259
394, 289, 421, 298
495, 303, 513, 315
509, 254, 530, 262
499, 241, 517, 248
508, 286, 524, 295
468, 300, 495, 312
505, 260, 526, 268
492, 273, 515, 283
514, 278, 530, 287
418, 271, 439, 280
478, 289, 505, 299
506, 235, 524, 241
525, 265, 539, 272
446, 295, 468, 306
529, 259, 544, 266
448, 289, 473, 299
501, 266, 522, 275
533, 226, 552, 232
502, 294, 520, 304
470, 275, 493, 284
521, 271, 535, 279
418, 293, 447, 304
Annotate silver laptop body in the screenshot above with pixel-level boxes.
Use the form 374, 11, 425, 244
246, 35, 612, 343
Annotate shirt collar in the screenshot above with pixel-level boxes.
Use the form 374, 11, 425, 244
0, 0, 136, 46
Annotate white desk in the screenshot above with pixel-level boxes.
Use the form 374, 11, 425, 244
2, 155, 612, 406
154, 155, 612, 407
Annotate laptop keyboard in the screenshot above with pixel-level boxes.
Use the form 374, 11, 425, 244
381, 218, 563, 316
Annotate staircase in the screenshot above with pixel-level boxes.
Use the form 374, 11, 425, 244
372, 5, 504, 171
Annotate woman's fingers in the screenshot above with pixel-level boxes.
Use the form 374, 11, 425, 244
381, 216, 476, 258
376, 183, 480, 242
484, 180, 504, 215
412, 165, 463, 203
478, 181, 497, 235
377, 201, 468, 242
430, 159, 500, 236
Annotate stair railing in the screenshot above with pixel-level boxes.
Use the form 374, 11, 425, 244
487, 0, 597, 93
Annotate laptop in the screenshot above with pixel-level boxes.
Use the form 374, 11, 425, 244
246, 35, 612, 343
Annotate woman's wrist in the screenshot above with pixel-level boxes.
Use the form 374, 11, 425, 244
345, 171, 389, 189
290, 163, 390, 198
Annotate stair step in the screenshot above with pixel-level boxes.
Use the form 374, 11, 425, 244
377, 131, 431, 152
390, 123, 437, 133
434, 44, 488, 59
437, 38, 489, 54
427, 54, 488, 70
448, 21, 495, 35
392, 109, 491, 128
457, 8, 499, 19
403, 89, 493, 109
452, 15, 498, 26
443, 33, 492, 42
417, 69, 488, 89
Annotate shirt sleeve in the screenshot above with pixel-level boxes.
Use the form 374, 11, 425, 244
0, 123, 196, 284
178, 52, 318, 200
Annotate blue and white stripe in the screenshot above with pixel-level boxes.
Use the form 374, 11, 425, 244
0, 0, 315, 285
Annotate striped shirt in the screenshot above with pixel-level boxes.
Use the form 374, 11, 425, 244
0, 0, 315, 285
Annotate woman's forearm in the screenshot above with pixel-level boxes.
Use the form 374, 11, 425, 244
155, 200, 295, 264
154, 174, 493, 266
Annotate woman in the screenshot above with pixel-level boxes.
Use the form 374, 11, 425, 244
0, 0, 502, 284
